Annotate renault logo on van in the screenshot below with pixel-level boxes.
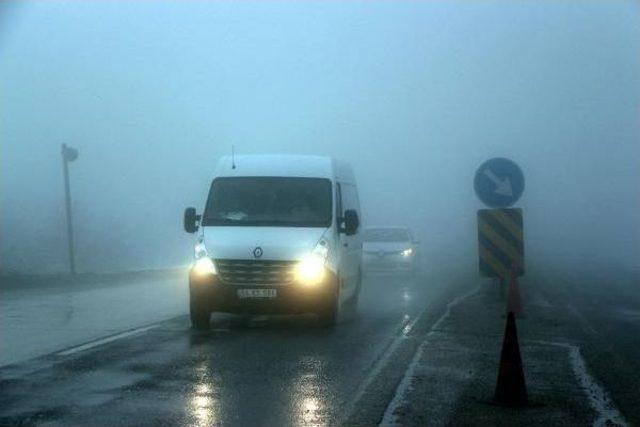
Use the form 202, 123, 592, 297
253, 247, 263, 258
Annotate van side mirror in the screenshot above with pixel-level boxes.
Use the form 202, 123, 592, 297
184, 207, 200, 233
341, 209, 359, 236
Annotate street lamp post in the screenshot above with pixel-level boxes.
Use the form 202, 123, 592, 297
61, 144, 79, 275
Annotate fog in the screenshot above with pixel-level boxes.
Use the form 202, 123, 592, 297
1, 1, 639, 279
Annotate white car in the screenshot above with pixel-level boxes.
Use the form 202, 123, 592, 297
362, 227, 418, 276
184, 155, 363, 329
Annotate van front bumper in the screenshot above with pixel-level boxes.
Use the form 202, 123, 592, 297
189, 270, 339, 315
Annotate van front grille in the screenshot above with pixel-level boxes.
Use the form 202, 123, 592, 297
215, 259, 297, 285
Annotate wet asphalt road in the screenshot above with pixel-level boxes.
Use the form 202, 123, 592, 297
0, 273, 458, 426
535, 270, 640, 426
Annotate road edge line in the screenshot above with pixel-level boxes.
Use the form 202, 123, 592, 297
379, 286, 481, 425
56, 324, 159, 356
528, 340, 628, 427
339, 301, 431, 423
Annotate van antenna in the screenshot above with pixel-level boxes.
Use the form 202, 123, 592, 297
231, 145, 236, 169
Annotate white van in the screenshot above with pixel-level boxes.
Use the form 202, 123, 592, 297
183, 155, 362, 328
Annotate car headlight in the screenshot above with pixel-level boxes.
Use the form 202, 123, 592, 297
295, 239, 329, 285
192, 241, 216, 275
402, 248, 413, 257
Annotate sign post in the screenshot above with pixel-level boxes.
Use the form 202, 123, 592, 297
474, 158, 525, 279
61, 144, 79, 275
475, 158, 531, 407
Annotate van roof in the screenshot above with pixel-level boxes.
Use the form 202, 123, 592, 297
213, 155, 355, 182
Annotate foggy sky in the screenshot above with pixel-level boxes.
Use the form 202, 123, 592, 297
1, 1, 639, 275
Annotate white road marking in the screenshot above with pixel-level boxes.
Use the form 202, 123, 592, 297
380, 287, 480, 426
530, 340, 628, 427
339, 309, 426, 424
56, 325, 159, 356
340, 286, 479, 425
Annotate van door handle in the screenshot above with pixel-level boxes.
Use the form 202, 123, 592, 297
343, 243, 348, 247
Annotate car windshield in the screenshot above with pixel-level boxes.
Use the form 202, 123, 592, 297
364, 228, 409, 242
202, 177, 332, 227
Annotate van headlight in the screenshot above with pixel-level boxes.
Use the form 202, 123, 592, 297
192, 241, 217, 276
295, 239, 329, 285
402, 248, 413, 257
295, 255, 325, 285
193, 257, 216, 276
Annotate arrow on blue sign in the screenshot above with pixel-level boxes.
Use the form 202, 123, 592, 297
474, 158, 524, 208
482, 168, 513, 197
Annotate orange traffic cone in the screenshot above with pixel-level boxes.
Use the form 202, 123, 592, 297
505, 265, 523, 317
493, 312, 528, 406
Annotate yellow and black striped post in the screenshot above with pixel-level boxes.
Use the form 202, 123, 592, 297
477, 208, 524, 278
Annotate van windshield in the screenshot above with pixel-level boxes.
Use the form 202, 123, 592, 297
202, 177, 332, 227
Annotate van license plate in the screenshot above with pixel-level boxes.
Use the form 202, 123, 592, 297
237, 289, 277, 299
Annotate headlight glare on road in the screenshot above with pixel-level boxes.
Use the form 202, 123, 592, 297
402, 248, 413, 257
295, 255, 325, 285
193, 257, 216, 276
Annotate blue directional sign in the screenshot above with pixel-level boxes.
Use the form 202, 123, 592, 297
474, 158, 524, 208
